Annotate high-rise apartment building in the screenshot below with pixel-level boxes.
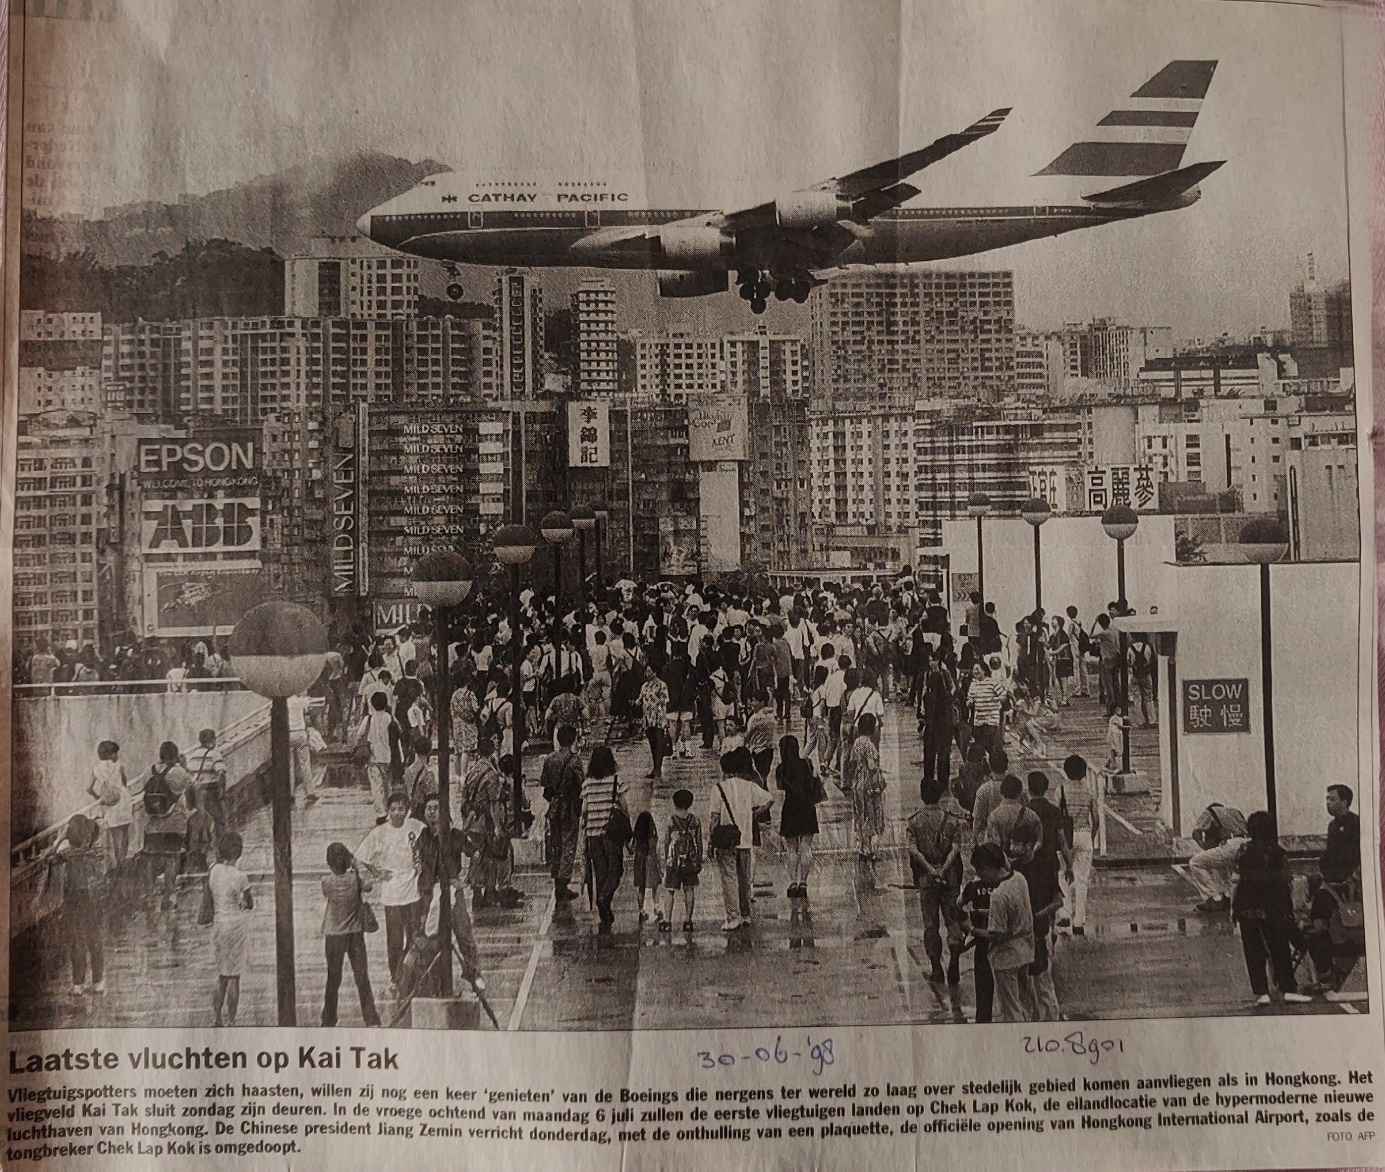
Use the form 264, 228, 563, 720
494, 270, 545, 401
571, 278, 620, 397
285, 235, 420, 319
1056, 319, 1173, 387
809, 271, 1015, 407
20, 310, 103, 417
634, 330, 722, 401
723, 326, 805, 401
103, 316, 486, 420
13, 417, 103, 653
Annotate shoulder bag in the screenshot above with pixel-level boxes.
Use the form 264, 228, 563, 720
709, 783, 742, 851
354, 865, 380, 933
603, 776, 634, 848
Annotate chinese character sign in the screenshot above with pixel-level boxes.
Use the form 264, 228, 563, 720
1182, 678, 1251, 734
567, 400, 610, 468
1083, 465, 1159, 514
1027, 464, 1069, 513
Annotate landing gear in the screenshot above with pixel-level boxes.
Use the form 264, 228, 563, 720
737, 268, 813, 311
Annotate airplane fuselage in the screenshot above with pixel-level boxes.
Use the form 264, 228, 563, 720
364, 201, 1155, 272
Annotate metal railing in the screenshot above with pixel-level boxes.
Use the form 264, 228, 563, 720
15, 677, 251, 698
10, 699, 271, 886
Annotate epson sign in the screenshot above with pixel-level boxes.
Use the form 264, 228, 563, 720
138, 434, 258, 478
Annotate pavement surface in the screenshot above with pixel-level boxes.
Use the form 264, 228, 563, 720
8, 691, 1367, 1031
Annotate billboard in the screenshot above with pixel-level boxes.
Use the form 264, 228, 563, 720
688, 395, 748, 463
142, 564, 266, 637
330, 403, 369, 597
136, 429, 260, 491
1082, 464, 1159, 513
141, 498, 261, 553
568, 400, 610, 468
698, 463, 741, 571
368, 408, 480, 596
659, 513, 699, 576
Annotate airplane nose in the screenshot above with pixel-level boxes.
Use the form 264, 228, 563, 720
354, 211, 372, 237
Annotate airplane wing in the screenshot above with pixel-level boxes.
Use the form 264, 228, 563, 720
717, 107, 1010, 230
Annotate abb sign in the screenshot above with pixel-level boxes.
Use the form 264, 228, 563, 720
141, 498, 261, 552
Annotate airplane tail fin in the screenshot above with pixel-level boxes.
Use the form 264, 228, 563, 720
1036, 60, 1217, 177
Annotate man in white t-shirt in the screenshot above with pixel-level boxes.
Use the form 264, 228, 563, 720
355, 791, 425, 991
821, 656, 848, 773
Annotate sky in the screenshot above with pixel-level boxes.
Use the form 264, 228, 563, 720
22, 0, 1361, 338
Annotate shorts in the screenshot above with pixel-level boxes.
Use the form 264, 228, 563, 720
664, 867, 700, 891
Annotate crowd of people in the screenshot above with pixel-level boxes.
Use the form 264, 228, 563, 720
37, 567, 1363, 1026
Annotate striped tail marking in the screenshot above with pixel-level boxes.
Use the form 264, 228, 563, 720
1036, 60, 1218, 177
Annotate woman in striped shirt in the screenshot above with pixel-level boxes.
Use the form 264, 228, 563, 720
580, 745, 625, 931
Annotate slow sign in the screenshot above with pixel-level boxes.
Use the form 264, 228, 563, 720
1182, 678, 1251, 735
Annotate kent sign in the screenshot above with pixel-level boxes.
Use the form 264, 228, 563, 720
1182, 677, 1251, 735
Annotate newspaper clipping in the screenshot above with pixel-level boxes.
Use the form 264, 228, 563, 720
3, 0, 1384, 1168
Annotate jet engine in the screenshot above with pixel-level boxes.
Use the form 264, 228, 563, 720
776, 189, 851, 229
657, 269, 730, 298
658, 224, 733, 266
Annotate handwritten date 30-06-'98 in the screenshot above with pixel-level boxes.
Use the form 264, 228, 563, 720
698, 1037, 835, 1077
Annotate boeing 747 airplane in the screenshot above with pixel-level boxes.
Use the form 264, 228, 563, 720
357, 60, 1220, 313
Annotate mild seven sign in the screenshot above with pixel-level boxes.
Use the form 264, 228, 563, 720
1182, 678, 1251, 735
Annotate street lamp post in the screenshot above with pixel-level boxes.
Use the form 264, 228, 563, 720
540, 510, 574, 653
494, 525, 539, 826
1241, 518, 1290, 834
591, 498, 608, 590
1020, 497, 1051, 612
229, 601, 328, 1027
571, 503, 596, 658
1101, 505, 1140, 775
412, 551, 473, 999
966, 492, 991, 631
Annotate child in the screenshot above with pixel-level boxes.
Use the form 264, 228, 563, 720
87, 740, 132, 871
208, 832, 252, 1027
1105, 712, 1127, 774
661, 789, 703, 932
183, 789, 215, 874
631, 811, 663, 924
50, 813, 107, 995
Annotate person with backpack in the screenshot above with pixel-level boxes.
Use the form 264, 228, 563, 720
580, 744, 629, 932
708, 747, 773, 931
1188, 801, 1250, 913
354, 691, 403, 823
142, 740, 192, 910
907, 779, 964, 985
661, 789, 703, 932
1233, 811, 1312, 1007
1128, 634, 1157, 729
777, 734, 822, 900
